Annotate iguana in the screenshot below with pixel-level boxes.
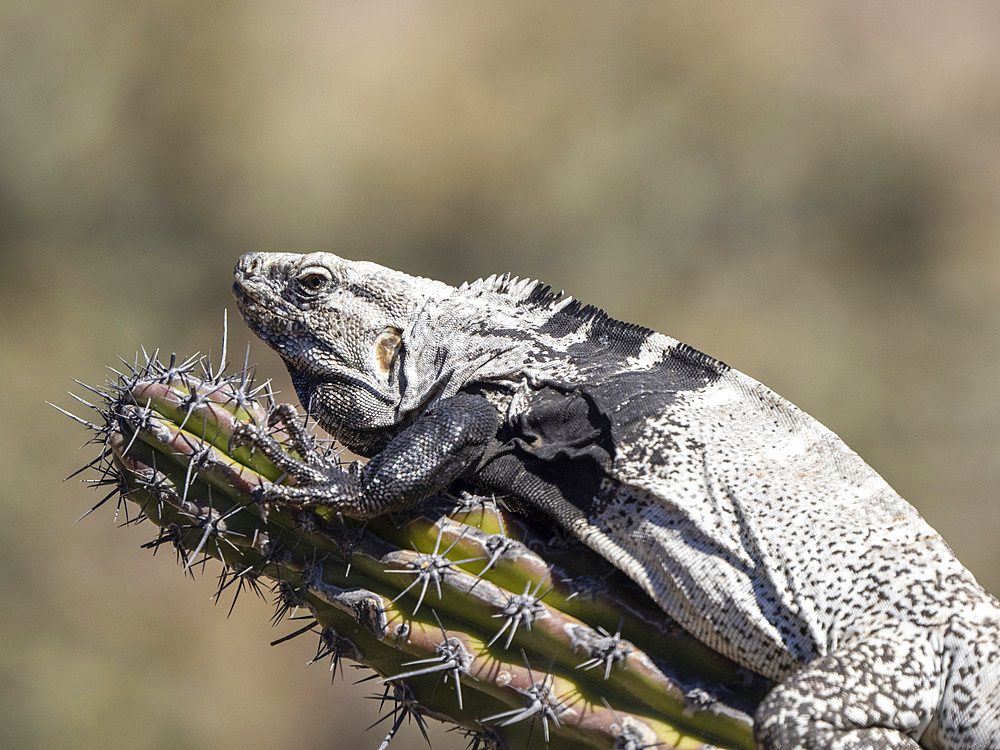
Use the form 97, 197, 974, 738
232, 251, 1000, 749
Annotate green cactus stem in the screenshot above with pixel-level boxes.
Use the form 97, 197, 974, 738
65, 349, 765, 749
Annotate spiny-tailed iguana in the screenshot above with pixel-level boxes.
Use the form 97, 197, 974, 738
232, 251, 1000, 749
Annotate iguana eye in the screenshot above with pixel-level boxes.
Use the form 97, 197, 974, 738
296, 266, 334, 294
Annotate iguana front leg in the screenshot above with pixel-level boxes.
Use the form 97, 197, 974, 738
232, 393, 499, 519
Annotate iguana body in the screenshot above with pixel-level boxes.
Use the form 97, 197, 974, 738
233, 251, 1000, 749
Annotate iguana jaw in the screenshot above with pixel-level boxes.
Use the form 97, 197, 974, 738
233, 282, 296, 336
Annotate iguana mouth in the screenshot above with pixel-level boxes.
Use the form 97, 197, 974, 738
232, 282, 260, 313
232, 283, 302, 337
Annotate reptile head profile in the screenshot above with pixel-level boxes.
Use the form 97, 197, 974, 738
233, 251, 448, 454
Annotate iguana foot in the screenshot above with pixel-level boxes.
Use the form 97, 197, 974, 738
230, 405, 359, 509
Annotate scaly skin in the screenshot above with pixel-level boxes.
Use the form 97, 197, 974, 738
233, 251, 1000, 749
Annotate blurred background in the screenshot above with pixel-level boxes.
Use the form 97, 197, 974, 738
4, 2, 1000, 748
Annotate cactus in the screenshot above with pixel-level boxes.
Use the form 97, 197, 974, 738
63, 347, 766, 749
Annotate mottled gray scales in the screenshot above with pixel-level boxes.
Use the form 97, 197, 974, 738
233, 252, 1000, 749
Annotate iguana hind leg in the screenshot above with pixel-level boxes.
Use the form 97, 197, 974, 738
754, 625, 941, 750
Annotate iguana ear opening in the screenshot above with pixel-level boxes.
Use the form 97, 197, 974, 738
373, 327, 402, 383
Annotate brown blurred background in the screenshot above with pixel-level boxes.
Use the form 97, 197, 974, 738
4, 2, 1000, 748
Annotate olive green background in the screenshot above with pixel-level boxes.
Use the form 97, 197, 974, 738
4, 3, 1000, 748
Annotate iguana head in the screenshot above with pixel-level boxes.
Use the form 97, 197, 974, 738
233, 251, 450, 454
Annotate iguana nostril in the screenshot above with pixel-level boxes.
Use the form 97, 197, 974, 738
237, 253, 262, 276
